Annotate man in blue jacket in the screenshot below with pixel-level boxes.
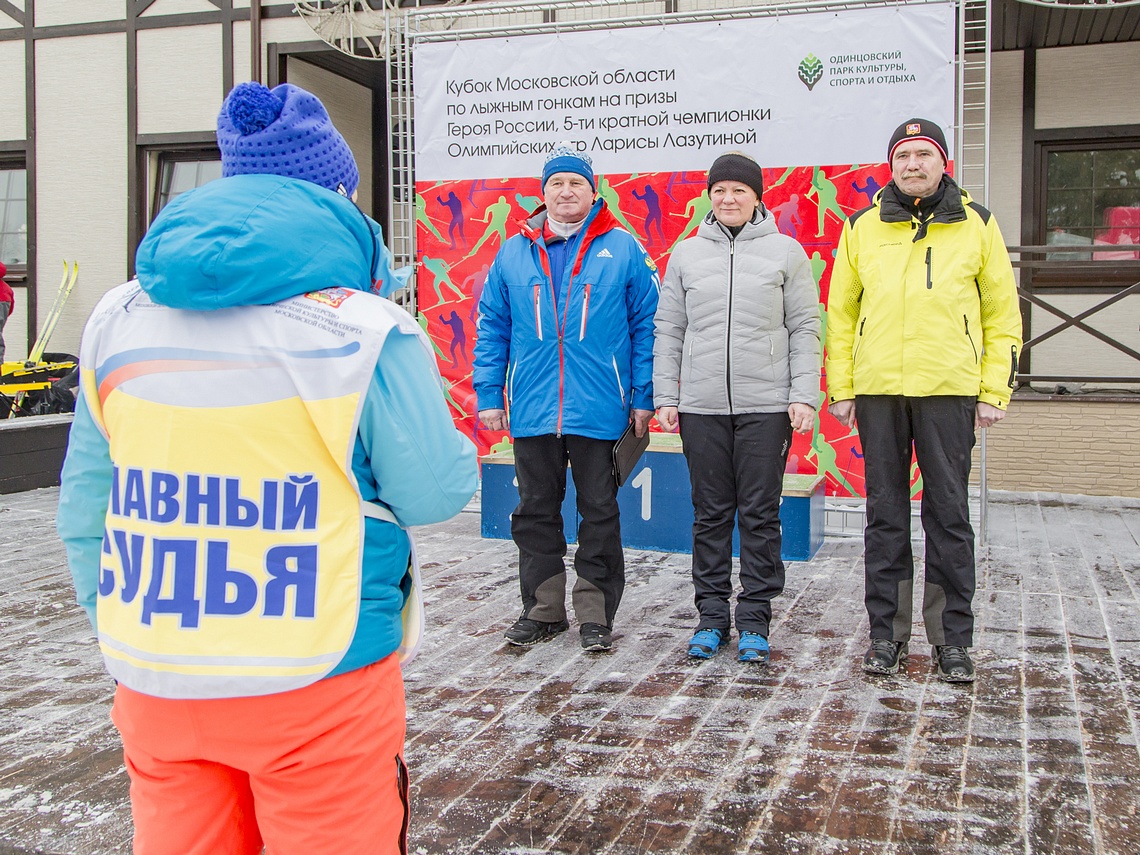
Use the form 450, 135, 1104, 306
474, 144, 659, 652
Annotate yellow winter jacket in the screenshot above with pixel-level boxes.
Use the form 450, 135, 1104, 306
825, 179, 1022, 409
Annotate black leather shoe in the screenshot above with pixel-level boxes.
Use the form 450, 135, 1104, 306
863, 639, 908, 674
580, 623, 613, 652
933, 645, 976, 682
504, 617, 569, 646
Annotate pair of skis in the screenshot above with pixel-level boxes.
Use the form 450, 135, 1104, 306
28, 260, 79, 363
6, 261, 78, 417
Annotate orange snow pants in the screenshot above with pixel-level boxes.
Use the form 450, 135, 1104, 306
110, 655, 408, 855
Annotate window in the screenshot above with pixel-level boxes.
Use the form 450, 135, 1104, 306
0, 166, 27, 267
152, 152, 221, 219
1044, 143, 1140, 260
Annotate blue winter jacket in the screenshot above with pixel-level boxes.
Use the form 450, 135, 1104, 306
57, 174, 478, 678
473, 199, 660, 440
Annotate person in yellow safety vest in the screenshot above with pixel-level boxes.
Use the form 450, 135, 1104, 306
825, 118, 1022, 685
57, 81, 477, 855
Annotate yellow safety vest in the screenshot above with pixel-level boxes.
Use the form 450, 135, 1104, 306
78, 283, 420, 699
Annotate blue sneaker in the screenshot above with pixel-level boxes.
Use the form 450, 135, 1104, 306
738, 632, 770, 663
687, 628, 726, 659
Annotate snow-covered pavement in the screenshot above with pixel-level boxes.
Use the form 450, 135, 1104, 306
2, 487, 1137, 854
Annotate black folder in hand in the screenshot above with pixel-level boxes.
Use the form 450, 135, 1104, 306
613, 423, 650, 487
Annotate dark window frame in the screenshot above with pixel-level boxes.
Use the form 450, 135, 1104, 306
0, 154, 31, 359
133, 133, 219, 267
150, 150, 223, 221
0, 156, 28, 276
1032, 126, 1140, 287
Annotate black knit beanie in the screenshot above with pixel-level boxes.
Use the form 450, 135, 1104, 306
887, 118, 948, 165
707, 152, 765, 200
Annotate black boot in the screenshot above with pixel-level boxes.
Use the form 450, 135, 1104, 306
504, 616, 569, 646
863, 639, 908, 674
933, 646, 975, 682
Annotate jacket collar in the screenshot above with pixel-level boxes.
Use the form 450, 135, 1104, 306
519, 198, 615, 246
877, 174, 967, 242
697, 205, 778, 242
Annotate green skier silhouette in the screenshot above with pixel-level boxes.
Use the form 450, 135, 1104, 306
669, 190, 711, 251
464, 195, 513, 261
767, 166, 796, 192
514, 192, 542, 215
805, 166, 848, 237
415, 192, 445, 243
595, 176, 640, 236
420, 256, 467, 306
808, 428, 859, 497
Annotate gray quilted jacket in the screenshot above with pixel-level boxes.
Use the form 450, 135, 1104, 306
652, 209, 821, 414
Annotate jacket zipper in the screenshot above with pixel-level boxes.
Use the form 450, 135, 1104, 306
964, 315, 978, 363
556, 328, 565, 435
553, 232, 592, 436
579, 282, 591, 341
1008, 345, 1018, 388
611, 356, 625, 406
535, 240, 564, 435
533, 285, 543, 340
725, 236, 735, 412
925, 247, 933, 289
853, 317, 866, 360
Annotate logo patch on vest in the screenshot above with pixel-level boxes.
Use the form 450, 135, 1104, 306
305, 288, 354, 308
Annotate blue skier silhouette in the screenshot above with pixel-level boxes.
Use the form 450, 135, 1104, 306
632, 184, 665, 246
770, 194, 803, 239
664, 171, 706, 204
440, 310, 468, 367
437, 191, 467, 249
464, 263, 490, 326
852, 175, 883, 205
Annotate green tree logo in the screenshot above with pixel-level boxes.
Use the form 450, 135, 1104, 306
798, 53, 824, 91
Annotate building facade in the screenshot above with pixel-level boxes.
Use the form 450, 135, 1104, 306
1, 0, 1137, 495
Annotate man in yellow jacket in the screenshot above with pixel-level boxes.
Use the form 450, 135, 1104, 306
825, 118, 1022, 683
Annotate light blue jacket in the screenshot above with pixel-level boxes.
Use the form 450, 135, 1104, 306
57, 174, 477, 678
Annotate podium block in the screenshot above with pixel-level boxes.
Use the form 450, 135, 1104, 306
480, 434, 824, 562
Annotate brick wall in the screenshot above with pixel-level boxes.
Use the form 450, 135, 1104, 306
972, 398, 1140, 497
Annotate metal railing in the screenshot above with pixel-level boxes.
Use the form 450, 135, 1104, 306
1008, 244, 1140, 388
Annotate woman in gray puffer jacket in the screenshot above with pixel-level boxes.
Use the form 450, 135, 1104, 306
653, 152, 821, 665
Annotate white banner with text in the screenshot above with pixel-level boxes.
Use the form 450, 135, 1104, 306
413, 2, 956, 180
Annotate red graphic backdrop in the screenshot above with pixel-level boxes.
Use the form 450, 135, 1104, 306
414, 162, 894, 498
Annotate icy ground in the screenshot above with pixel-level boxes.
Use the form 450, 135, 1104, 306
1, 487, 1138, 854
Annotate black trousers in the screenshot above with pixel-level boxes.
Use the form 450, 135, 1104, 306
679, 412, 792, 637
856, 395, 977, 647
511, 434, 624, 628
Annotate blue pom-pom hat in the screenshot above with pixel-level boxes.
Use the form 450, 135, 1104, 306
216, 81, 360, 197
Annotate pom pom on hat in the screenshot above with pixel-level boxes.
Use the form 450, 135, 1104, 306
542, 142, 595, 191
225, 82, 284, 135
217, 82, 360, 197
